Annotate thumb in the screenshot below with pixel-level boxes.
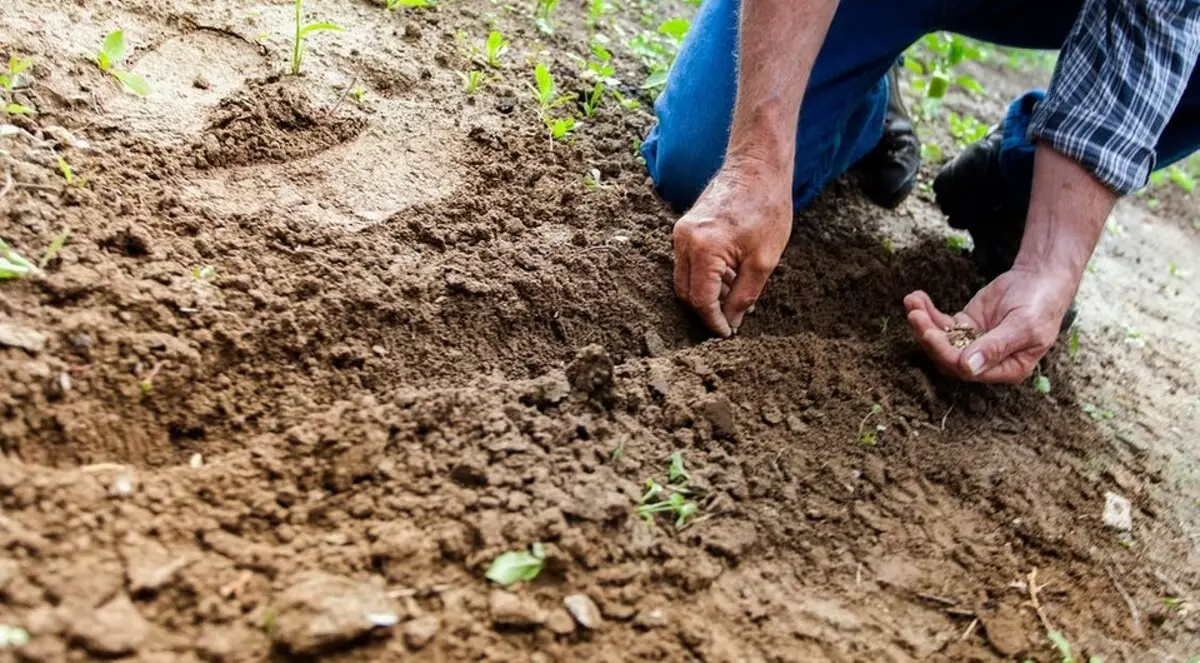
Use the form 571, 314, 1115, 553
959, 317, 1028, 378
722, 255, 774, 333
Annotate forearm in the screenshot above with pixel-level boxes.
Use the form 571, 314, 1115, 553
1013, 144, 1117, 284
725, 0, 839, 173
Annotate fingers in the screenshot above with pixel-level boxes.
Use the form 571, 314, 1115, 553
903, 291, 956, 329
686, 253, 733, 337
722, 256, 774, 333
958, 319, 1037, 383
907, 306, 964, 373
673, 232, 691, 303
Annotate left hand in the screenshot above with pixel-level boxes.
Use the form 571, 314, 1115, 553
904, 265, 1078, 383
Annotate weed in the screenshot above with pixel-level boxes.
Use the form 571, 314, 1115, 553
857, 403, 883, 446
0, 240, 35, 279
657, 18, 690, 40
0, 56, 33, 91
291, 0, 343, 76
3, 103, 32, 116
484, 30, 509, 68
460, 70, 485, 94
586, 0, 610, 29
612, 90, 641, 109
1124, 327, 1146, 348
1031, 366, 1051, 395
39, 229, 69, 269
636, 453, 699, 530
920, 141, 943, 162
881, 237, 895, 254
259, 606, 279, 636
609, 441, 624, 461
1164, 596, 1192, 615
386, 0, 431, 7
485, 543, 545, 585
534, 0, 560, 34
94, 30, 150, 96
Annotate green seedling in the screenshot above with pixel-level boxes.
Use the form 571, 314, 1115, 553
1167, 163, 1196, 193
484, 30, 509, 68
386, 0, 431, 7
948, 111, 988, 148
612, 90, 640, 110
609, 441, 624, 461
57, 155, 75, 185
485, 542, 545, 585
532, 63, 572, 109
657, 17, 690, 41
1068, 326, 1080, 361
260, 606, 279, 636
582, 82, 604, 117
0, 56, 33, 91
946, 234, 969, 251
920, 142, 943, 162
1047, 630, 1104, 663
857, 403, 884, 446
629, 27, 681, 93
1163, 596, 1192, 614
635, 453, 700, 530
349, 83, 366, 104
1031, 366, 1051, 395
1124, 327, 1146, 348
534, 0, 559, 34
546, 116, 576, 140
587, 0, 609, 28
1081, 402, 1114, 421
192, 265, 216, 280
881, 237, 895, 254
903, 33, 987, 119
39, 229, 69, 269
460, 70, 484, 94
3, 103, 33, 116
0, 240, 36, 279
94, 30, 150, 96
291, 0, 343, 76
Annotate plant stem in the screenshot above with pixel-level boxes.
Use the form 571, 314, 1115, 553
291, 0, 302, 75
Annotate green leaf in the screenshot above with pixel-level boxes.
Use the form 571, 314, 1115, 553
485, 30, 508, 67
9, 56, 33, 78
3, 103, 33, 116
96, 51, 111, 73
1032, 374, 1051, 395
945, 234, 969, 251
956, 75, 985, 94
39, 229, 70, 269
57, 156, 74, 184
102, 30, 127, 65
1048, 631, 1074, 663
668, 452, 689, 483
0, 240, 35, 279
920, 142, 942, 162
112, 70, 150, 96
902, 56, 924, 76
485, 548, 544, 585
926, 71, 950, 99
657, 18, 689, 41
299, 21, 343, 37
549, 116, 576, 140
533, 62, 554, 106
1068, 327, 1080, 361
388, 0, 431, 7
641, 69, 667, 90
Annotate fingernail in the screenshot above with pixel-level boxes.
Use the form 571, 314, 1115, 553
966, 352, 985, 375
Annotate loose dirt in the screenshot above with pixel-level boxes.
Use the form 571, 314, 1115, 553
1, 1, 1198, 661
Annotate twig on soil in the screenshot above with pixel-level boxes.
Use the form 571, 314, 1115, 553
80, 462, 128, 473
1106, 565, 1143, 636
1022, 568, 1055, 633
916, 592, 959, 607
13, 182, 62, 193
327, 77, 358, 117
960, 617, 979, 641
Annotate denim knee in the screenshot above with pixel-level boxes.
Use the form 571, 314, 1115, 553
641, 120, 724, 212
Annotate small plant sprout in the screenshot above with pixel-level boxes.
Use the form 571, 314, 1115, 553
192, 265, 217, 280
349, 83, 366, 105
948, 112, 988, 148
945, 233, 970, 251
534, 0, 560, 34
857, 403, 884, 446
1031, 366, 1051, 395
484, 30, 509, 68
39, 229, 69, 269
291, 0, 343, 76
0, 240, 36, 279
94, 30, 150, 96
56, 155, 78, 185
532, 62, 571, 109
485, 542, 545, 586
635, 453, 700, 530
1047, 630, 1104, 663
1081, 402, 1115, 421
586, 0, 609, 29
386, 0, 432, 7
0, 56, 33, 91
657, 17, 690, 41
582, 82, 604, 117
1068, 326, 1081, 361
547, 116, 577, 140
460, 70, 485, 94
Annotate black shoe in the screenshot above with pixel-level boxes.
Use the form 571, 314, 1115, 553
853, 66, 921, 209
933, 123, 1078, 331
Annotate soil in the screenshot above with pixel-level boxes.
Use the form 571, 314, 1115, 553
1, 1, 1198, 662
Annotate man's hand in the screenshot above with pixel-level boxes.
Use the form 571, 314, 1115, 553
904, 264, 1078, 382
673, 159, 793, 336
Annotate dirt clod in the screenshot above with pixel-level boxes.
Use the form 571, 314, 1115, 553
699, 394, 738, 438
66, 594, 150, 657
546, 608, 576, 635
566, 344, 615, 398
489, 590, 546, 628
0, 323, 47, 353
270, 572, 397, 655
402, 615, 440, 650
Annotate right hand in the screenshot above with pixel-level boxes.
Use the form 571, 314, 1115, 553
672, 158, 793, 337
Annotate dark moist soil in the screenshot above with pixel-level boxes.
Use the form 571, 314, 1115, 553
1, 0, 1198, 661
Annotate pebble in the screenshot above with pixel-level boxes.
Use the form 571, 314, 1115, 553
633, 607, 668, 629
489, 590, 546, 628
643, 330, 667, 357
1103, 491, 1133, 531
403, 615, 439, 650
545, 609, 576, 635
0, 323, 46, 353
563, 594, 602, 630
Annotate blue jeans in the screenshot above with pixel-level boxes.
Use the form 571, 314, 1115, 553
642, 0, 1200, 211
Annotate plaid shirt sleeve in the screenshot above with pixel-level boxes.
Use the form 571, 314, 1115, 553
1027, 0, 1200, 195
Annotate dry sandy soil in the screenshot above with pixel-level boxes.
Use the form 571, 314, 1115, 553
0, 0, 1198, 661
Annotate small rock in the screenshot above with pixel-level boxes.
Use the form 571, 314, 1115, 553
785, 415, 808, 433
489, 590, 546, 628
563, 594, 602, 630
1103, 491, 1132, 531
271, 572, 397, 655
189, 453, 203, 468
646, 364, 670, 398
642, 330, 667, 357
762, 405, 783, 425
0, 323, 46, 353
403, 615, 439, 650
699, 394, 737, 438
633, 607, 668, 630
981, 606, 1029, 657
193, 75, 211, 90
545, 609, 575, 635
124, 543, 195, 594
67, 594, 149, 657
110, 470, 136, 497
